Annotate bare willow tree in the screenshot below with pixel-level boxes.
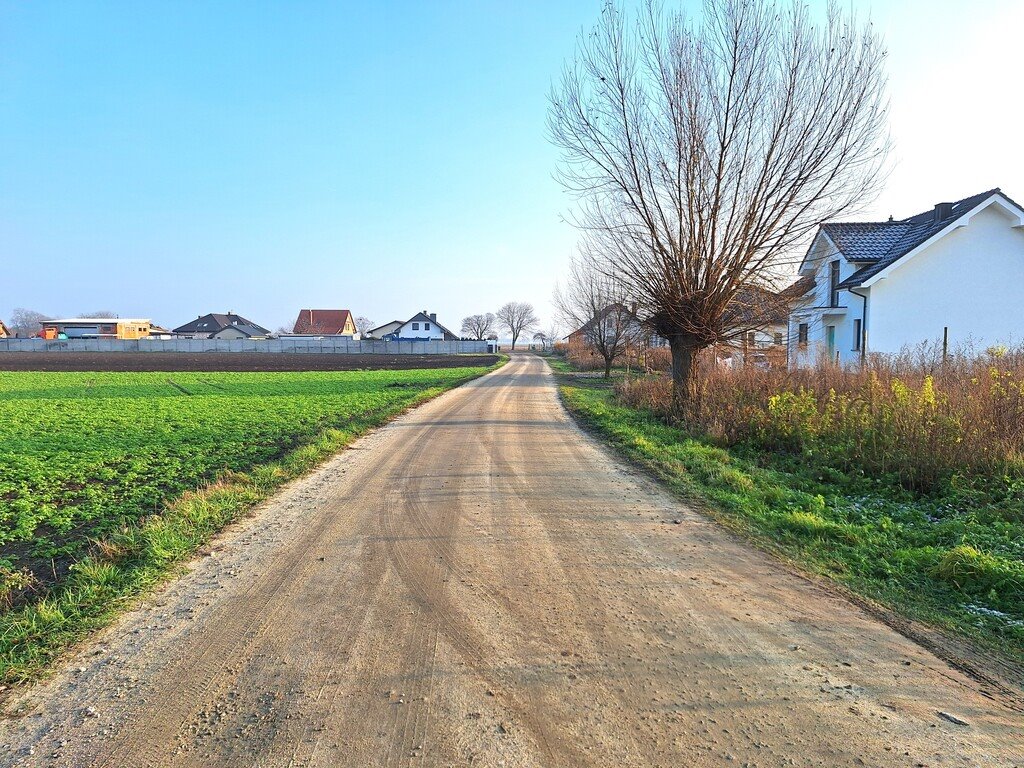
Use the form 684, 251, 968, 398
354, 316, 374, 335
555, 255, 639, 378
461, 312, 496, 340
496, 302, 539, 350
7, 308, 51, 338
548, 0, 889, 406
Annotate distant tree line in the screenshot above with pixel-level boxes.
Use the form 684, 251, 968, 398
461, 302, 559, 350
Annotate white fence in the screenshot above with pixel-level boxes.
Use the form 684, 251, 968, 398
0, 338, 494, 355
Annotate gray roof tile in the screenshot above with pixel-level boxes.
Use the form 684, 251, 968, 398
811, 189, 1015, 289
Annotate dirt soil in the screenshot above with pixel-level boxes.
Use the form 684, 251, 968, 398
1, 354, 1021, 767
0, 352, 499, 372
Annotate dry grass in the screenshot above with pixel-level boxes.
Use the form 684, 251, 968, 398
617, 343, 1024, 492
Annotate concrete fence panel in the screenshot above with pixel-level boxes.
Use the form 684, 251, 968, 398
0, 338, 491, 355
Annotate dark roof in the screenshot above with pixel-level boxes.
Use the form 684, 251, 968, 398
172, 313, 271, 336
211, 323, 268, 338
820, 222, 914, 262
810, 189, 1018, 289
723, 286, 792, 328
779, 275, 816, 301
292, 309, 353, 335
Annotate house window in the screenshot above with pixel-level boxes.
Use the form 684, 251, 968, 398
829, 261, 841, 307
425, 323, 431, 330
798, 323, 808, 346
746, 331, 756, 346
774, 332, 783, 345
853, 318, 862, 351
412, 322, 419, 330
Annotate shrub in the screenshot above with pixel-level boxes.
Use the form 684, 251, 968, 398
932, 545, 1024, 605
615, 348, 1024, 493
777, 510, 860, 544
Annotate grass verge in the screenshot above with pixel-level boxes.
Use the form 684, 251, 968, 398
0, 361, 502, 685
557, 376, 1024, 672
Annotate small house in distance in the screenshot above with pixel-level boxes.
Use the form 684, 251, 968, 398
173, 313, 271, 339
366, 311, 457, 341
292, 309, 356, 336
40, 318, 151, 339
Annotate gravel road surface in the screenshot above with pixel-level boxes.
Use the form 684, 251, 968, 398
2, 354, 1020, 766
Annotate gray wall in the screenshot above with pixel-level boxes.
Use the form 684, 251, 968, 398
0, 338, 494, 354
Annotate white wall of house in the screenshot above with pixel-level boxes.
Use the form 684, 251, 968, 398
210, 326, 250, 340
395, 318, 444, 340
366, 321, 402, 339
866, 204, 1024, 354
789, 237, 865, 367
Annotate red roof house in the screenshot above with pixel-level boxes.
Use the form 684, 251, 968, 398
292, 309, 356, 335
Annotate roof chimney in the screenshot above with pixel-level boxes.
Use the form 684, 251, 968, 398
934, 202, 955, 221
429, 312, 437, 322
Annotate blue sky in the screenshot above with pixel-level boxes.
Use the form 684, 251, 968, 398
2, 1, 1022, 333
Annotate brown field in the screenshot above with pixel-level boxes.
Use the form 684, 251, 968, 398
0, 351, 500, 372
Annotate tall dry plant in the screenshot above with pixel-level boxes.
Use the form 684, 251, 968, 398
549, 0, 890, 407
619, 346, 1024, 492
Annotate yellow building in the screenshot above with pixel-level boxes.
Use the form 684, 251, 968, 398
40, 318, 152, 340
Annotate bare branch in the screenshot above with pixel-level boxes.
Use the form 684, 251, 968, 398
548, 0, 890, 404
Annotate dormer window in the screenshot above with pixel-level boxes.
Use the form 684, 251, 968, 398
829, 261, 840, 307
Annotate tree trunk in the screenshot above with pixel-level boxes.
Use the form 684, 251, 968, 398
668, 335, 701, 414
510, 332, 518, 350
604, 356, 613, 378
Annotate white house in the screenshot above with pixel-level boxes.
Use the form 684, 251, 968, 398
789, 188, 1024, 366
364, 320, 402, 339
366, 311, 457, 341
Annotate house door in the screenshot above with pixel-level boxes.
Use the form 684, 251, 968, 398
827, 326, 836, 359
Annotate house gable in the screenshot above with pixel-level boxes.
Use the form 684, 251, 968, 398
790, 187, 1024, 365
859, 193, 1024, 288
292, 309, 355, 335
173, 312, 270, 337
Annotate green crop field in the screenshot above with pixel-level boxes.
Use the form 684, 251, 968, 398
0, 365, 492, 681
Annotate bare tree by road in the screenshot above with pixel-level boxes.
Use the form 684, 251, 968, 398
7, 308, 51, 338
461, 313, 496, 341
79, 310, 118, 318
555, 256, 639, 378
496, 302, 538, 350
548, 0, 889, 408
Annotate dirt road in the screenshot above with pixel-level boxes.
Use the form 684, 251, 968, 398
2, 354, 1020, 766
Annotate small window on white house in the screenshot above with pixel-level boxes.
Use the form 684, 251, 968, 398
798, 323, 809, 346
774, 332, 783, 345
829, 261, 841, 307
853, 319, 862, 351
425, 323, 431, 330
746, 331, 756, 346
412, 322, 419, 330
